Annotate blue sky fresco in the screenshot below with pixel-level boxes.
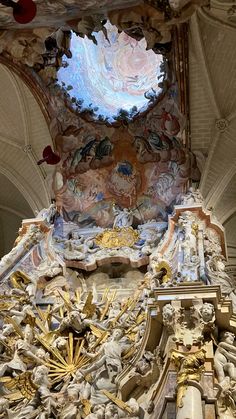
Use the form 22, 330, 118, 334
58, 23, 163, 122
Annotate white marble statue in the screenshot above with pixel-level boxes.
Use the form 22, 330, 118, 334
113, 207, 133, 228
206, 255, 236, 311
2, 303, 33, 335
37, 258, 62, 277
81, 328, 127, 377
0, 224, 43, 274
64, 232, 86, 261
180, 188, 203, 206
204, 229, 222, 257
60, 371, 91, 419
0, 398, 9, 418
57, 309, 87, 333
0, 324, 42, 377
199, 302, 215, 324
37, 203, 57, 224
15, 365, 56, 419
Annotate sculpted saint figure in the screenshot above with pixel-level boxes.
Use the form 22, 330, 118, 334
60, 371, 91, 419
33, 365, 57, 417
81, 329, 128, 376
206, 256, 236, 311
180, 188, 203, 205
113, 207, 133, 228
64, 231, 85, 261
57, 310, 87, 334
86, 404, 106, 419
0, 398, 9, 418
13, 365, 56, 419
0, 325, 42, 377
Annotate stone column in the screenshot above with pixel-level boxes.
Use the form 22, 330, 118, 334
176, 384, 203, 419
171, 349, 205, 419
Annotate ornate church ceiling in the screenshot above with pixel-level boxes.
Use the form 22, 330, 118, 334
189, 2, 236, 276
0, 63, 54, 255
0, 0, 140, 27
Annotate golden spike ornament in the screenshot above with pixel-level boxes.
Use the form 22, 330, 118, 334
10, 270, 31, 290
101, 390, 133, 413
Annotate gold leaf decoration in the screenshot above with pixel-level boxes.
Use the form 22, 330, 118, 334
10, 270, 31, 290
155, 260, 172, 283
95, 227, 139, 249
0, 372, 38, 401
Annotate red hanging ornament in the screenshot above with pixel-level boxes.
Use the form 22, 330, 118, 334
13, 0, 37, 24
0, 0, 37, 24
37, 146, 61, 166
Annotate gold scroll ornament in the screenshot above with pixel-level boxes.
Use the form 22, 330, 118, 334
10, 270, 31, 290
155, 260, 172, 283
171, 348, 205, 408
95, 227, 139, 249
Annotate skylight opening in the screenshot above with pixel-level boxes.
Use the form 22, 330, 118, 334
58, 22, 165, 123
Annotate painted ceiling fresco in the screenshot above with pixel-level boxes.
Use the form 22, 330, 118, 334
53, 82, 199, 228
58, 23, 163, 122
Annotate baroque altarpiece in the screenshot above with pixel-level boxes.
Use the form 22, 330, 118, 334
0, 1, 235, 418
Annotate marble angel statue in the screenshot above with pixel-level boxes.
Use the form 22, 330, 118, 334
113, 206, 133, 228
64, 231, 86, 261
206, 255, 236, 311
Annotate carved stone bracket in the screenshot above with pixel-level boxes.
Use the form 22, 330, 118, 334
162, 299, 215, 347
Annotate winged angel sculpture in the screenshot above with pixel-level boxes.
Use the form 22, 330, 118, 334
0, 266, 162, 419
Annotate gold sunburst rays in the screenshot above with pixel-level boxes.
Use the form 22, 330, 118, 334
122, 344, 136, 360
126, 311, 147, 336
82, 291, 96, 318
0, 300, 15, 311
37, 333, 90, 384
100, 289, 117, 321
36, 304, 51, 324
75, 289, 81, 305
101, 288, 109, 302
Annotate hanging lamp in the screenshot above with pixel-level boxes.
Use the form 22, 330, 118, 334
0, 0, 37, 24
